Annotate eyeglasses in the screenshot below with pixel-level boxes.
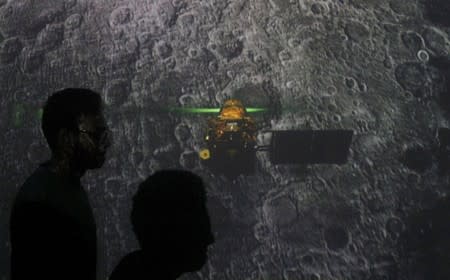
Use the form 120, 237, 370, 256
79, 128, 111, 143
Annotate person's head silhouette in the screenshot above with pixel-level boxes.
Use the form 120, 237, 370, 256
42, 88, 111, 175
130, 169, 214, 278
10, 88, 110, 280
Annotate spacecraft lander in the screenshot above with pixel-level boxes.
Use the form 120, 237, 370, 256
172, 99, 354, 175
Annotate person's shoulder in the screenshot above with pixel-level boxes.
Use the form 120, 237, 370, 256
14, 163, 57, 205
110, 251, 145, 280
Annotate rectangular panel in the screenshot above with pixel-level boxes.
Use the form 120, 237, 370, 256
438, 127, 450, 175
270, 130, 353, 164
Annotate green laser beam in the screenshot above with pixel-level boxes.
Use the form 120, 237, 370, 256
13, 104, 25, 127
37, 108, 43, 120
169, 108, 221, 113
246, 108, 267, 113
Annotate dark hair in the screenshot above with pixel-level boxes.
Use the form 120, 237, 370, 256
42, 88, 102, 151
131, 170, 206, 247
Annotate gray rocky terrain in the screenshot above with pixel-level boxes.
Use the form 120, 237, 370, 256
1, 0, 449, 279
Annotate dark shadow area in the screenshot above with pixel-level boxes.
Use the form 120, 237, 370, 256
270, 130, 353, 164
110, 169, 214, 280
437, 128, 450, 176
9, 88, 111, 280
399, 196, 450, 280
423, 0, 450, 27
429, 56, 450, 115
203, 149, 256, 178
400, 145, 433, 174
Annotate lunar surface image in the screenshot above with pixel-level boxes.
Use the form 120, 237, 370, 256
1, 0, 449, 279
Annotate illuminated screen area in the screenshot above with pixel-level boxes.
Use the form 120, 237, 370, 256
2, 1, 450, 280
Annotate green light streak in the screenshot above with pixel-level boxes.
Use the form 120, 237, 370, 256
13, 104, 25, 127
246, 108, 267, 113
170, 108, 221, 113
37, 108, 43, 120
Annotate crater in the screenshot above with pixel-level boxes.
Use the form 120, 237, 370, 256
324, 225, 349, 251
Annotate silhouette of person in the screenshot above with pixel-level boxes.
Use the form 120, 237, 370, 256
110, 170, 215, 280
10, 88, 111, 280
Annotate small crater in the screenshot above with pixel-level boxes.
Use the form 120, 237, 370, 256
279, 49, 292, 62
288, 37, 301, 48
311, 3, 326, 14
254, 223, 271, 241
358, 83, 367, 92
332, 114, 341, 122
383, 56, 393, 69
164, 57, 176, 70
172, 0, 185, 8
65, 0, 77, 9
386, 217, 404, 239
417, 49, 429, 62
105, 80, 130, 106
208, 60, 218, 72
188, 47, 198, 58
110, 6, 132, 26
65, 14, 82, 30
394, 62, 429, 98
97, 65, 108, 76
212, 30, 244, 60
174, 123, 191, 143
157, 2, 176, 27
301, 255, 314, 266
344, 21, 370, 43
401, 31, 424, 53
138, 32, 153, 47
0, 37, 22, 63
389, 1, 416, 16
178, 94, 195, 106
154, 40, 173, 59
263, 196, 297, 227
179, 151, 197, 169
286, 81, 296, 89
178, 13, 194, 26
345, 77, 357, 89
324, 226, 349, 250
423, 27, 448, 56
35, 23, 64, 52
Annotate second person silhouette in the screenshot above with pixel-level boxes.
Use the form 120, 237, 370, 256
110, 169, 215, 280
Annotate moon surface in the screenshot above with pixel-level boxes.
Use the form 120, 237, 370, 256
1, 0, 449, 279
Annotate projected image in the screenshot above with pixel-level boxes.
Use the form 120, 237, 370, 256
171, 98, 353, 177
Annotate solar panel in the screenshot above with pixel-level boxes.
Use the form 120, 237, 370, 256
438, 127, 450, 175
270, 130, 353, 164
